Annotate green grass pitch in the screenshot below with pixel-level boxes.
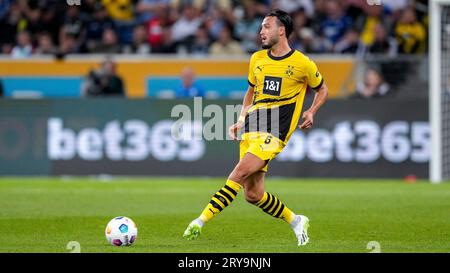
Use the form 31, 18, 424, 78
0, 177, 449, 253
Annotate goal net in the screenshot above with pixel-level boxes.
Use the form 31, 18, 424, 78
430, 0, 450, 183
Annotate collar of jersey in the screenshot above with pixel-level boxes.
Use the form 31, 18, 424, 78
267, 49, 295, 61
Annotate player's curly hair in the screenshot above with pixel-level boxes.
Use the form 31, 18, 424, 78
266, 9, 294, 38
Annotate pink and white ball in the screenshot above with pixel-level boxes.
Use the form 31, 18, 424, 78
105, 216, 138, 246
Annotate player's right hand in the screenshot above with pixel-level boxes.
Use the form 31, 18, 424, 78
228, 122, 243, 141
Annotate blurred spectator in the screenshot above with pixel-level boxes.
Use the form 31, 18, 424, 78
191, 24, 212, 56
61, 6, 85, 47
366, 23, 397, 55
382, 0, 412, 17
58, 33, 80, 56
102, 0, 134, 21
102, 0, 135, 44
356, 5, 385, 48
171, 4, 202, 54
234, 0, 264, 54
0, 0, 433, 57
136, 0, 170, 23
395, 7, 426, 54
247, 0, 270, 16
22, 4, 45, 37
80, 0, 101, 14
175, 67, 205, 98
274, 0, 314, 17
342, 0, 366, 21
203, 3, 234, 42
122, 25, 151, 54
333, 29, 361, 54
82, 59, 125, 97
313, 0, 328, 18
0, 0, 14, 19
84, 3, 115, 52
146, 3, 174, 52
0, 2, 22, 54
40, 4, 64, 46
352, 3, 397, 56
90, 28, 122, 53
198, 0, 234, 12
320, 0, 353, 47
209, 25, 244, 56
35, 32, 57, 55
291, 27, 329, 53
350, 68, 391, 99
292, 8, 311, 31
11, 31, 33, 58
290, 9, 331, 53
155, 25, 177, 53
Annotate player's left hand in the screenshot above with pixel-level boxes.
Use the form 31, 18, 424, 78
299, 110, 314, 130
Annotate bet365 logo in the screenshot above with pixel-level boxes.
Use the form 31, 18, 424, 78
67, 0, 81, 6
367, 0, 381, 5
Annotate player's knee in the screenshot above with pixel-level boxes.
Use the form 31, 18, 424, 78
228, 167, 251, 184
244, 190, 263, 204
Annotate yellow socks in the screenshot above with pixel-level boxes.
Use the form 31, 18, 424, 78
198, 181, 294, 225
254, 192, 295, 224
199, 179, 242, 223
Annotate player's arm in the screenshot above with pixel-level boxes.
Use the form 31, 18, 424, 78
299, 83, 328, 130
228, 86, 254, 140
299, 57, 328, 130
229, 52, 257, 140
238, 85, 254, 121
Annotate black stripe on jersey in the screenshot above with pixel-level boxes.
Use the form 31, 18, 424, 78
248, 80, 255, 87
311, 78, 324, 91
244, 102, 296, 142
213, 194, 229, 206
218, 189, 233, 203
254, 91, 300, 105
209, 199, 223, 211
224, 185, 237, 197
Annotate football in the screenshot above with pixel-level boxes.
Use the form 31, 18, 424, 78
105, 216, 138, 247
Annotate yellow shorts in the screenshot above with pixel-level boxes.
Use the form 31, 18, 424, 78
239, 132, 285, 172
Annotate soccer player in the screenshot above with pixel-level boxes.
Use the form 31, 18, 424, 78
183, 10, 328, 246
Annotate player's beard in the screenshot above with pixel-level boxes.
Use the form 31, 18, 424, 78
261, 36, 278, 49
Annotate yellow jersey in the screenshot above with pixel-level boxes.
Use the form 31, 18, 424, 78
395, 23, 426, 53
244, 49, 324, 144
102, 0, 134, 21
